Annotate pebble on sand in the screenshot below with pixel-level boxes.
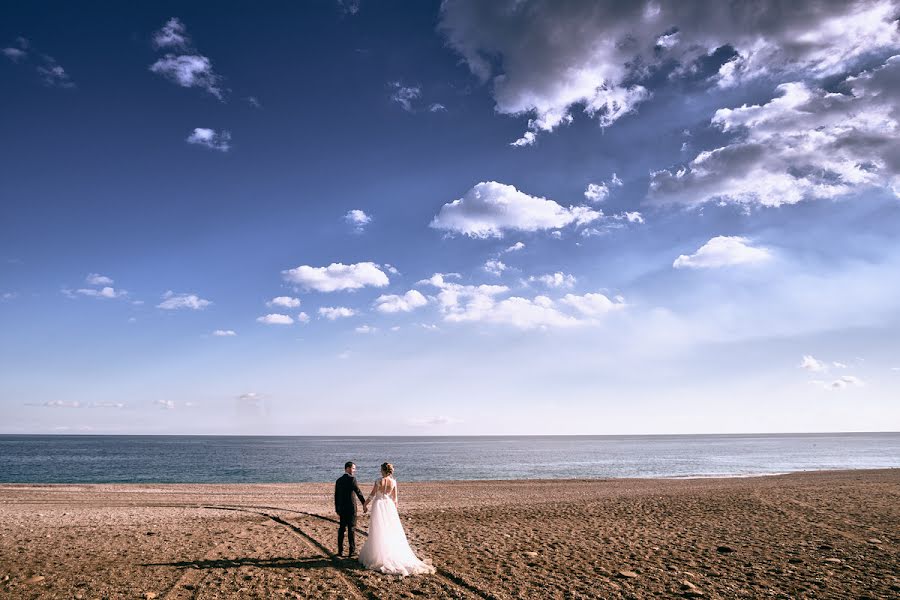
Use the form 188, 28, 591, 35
617, 570, 639, 579
716, 545, 736, 553
24, 575, 45, 584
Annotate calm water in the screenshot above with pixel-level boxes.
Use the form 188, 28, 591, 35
0, 433, 898, 484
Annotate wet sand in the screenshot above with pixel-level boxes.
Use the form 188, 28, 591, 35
0, 469, 898, 599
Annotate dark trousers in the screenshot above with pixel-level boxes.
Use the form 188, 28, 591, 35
337, 511, 357, 554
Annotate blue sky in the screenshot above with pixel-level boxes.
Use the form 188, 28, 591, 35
2, 0, 899, 434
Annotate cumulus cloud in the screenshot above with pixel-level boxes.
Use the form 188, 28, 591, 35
212, 329, 236, 336
429, 103, 447, 112
26, 400, 81, 408
673, 236, 772, 269
150, 54, 222, 99
2, 47, 26, 62
297, 311, 310, 323
390, 81, 421, 111
149, 19, 223, 99
355, 324, 377, 333
186, 128, 231, 151
799, 355, 827, 372
439, 0, 900, 145
419, 273, 624, 329
560, 292, 626, 317
157, 291, 211, 310
483, 259, 507, 276
319, 306, 357, 320
374, 290, 428, 313
651, 56, 900, 206
503, 242, 525, 253
156, 399, 176, 410
430, 181, 601, 238
529, 272, 577, 289
811, 375, 866, 390
153, 17, 190, 49
75, 286, 127, 299
86, 273, 114, 286
584, 182, 610, 203
344, 209, 371, 232
37, 57, 75, 88
3, 37, 74, 88
282, 262, 390, 292
257, 313, 294, 325
267, 296, 301, 308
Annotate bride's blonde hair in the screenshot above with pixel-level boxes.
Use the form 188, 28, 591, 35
381, 462, 394, 476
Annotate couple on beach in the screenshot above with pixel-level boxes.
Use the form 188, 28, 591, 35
334, 461, 435, 576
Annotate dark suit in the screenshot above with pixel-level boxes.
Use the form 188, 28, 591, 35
334, 473, 366, 554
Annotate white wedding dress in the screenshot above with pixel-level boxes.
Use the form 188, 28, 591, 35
359, 476, 435, 576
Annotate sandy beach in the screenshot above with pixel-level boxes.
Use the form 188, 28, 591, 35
0, 469, 897, 599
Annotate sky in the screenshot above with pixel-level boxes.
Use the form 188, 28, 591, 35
2, 0, 899, 435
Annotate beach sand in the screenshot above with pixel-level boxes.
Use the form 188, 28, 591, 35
0, 469, 897, 599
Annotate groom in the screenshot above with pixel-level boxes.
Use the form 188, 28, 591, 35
334, 461, 367, 557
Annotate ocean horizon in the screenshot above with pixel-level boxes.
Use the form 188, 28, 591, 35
2, 432, 898, 484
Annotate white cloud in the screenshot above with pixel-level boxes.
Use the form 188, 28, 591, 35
257, 313, 294, 325
297, 311, 310, 323
374, 290, 428, 313
429, 102, 447, 112
560, 292, 626, 317
483, 259, 507, 276
153, 17, 190, 49
430, 181, 601, 238
157, 291, 211, 310
799, 355, 827, 372
75, 286, 127, 299
673, 236, 772, 269
150, 54, 222, 99
27, 400, 81, 408
156, 399, 176, 410
384, 264, 400, 275
439, 1, 900, 145
833, 361, 848, 369
503, 242, 525, 253
611, 173, 623, 187
419, 272, 624, 329
355, 324, 377, 333
584, 182, 609, 203
510, 131, 537, 147
319, 306, 357, 320
344, 209, 372, 232
186, 128, 231, 151
390, 81, 421, 111
2, 47, 26, 62
239, 392, 262, 403
37, 57, 74, 88
282, 262, 390, 292
621, 211, 644, 224
212, 329, 236, 337
811, 375, 865, 390
651, 56, 900, 207
86, 273, 114, 286
268, 296, 301, 308
530, 272, 576, 289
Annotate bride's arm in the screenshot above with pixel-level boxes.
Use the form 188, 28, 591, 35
364, 478, 380, 508
391, 481, 398, 506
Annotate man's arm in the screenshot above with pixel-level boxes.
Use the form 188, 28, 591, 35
334, 480, 340, 514
352, 477, 366, 506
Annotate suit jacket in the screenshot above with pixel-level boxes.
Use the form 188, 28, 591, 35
334, 473, 365, 515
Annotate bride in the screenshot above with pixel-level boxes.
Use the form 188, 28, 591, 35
359, 462, 435, 575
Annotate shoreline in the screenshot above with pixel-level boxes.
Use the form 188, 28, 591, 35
1, 466, 897, 486
1, 469, 897, 598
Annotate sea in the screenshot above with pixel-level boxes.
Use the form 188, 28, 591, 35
0, 433, 898, 484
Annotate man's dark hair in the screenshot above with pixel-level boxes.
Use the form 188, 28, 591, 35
344, 461, 355, 470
